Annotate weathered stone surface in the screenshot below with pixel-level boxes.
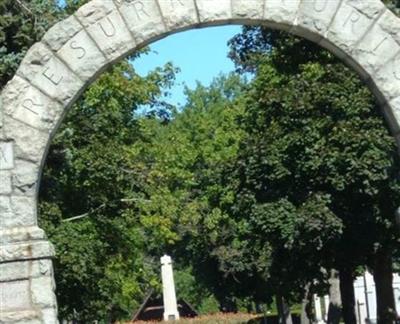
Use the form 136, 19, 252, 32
157, 0, 198, 30
1, 76, 63, 132
0, 141, 14, 170
0, 260, 48, 282
115, 0, 166, 45
324, 0, 386, 58
352, 9, 400, 77
231, 0, 264, 20
384, 97, 400, 134
0, 195, 36, 228
31, 276, 57, 307
196, 0, 232, 24
16, 42, 84, 105
372, 52, 400, 102
0, 240, 55, 263
0, 95, 4, 129
3, 116, 48, 163
295, 0, 341, 42
41, 308, 58, 324
0, 310, 41, 324
12, 160, 39, 196
76, 0, 135, 61
43, 15, 82, 51
0, 195, 13, 227
0, 170, 12, 195
11, 196, 37, 227
264, 0, 300, 30
44, 15, 107, 81
0, 226, 46, 244
0, 280, 31, 310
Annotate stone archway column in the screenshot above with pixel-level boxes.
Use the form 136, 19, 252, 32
0, 227, 57, 324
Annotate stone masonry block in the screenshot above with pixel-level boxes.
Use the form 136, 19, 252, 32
0, 141, 14, 170
324, 0, 386, 57
0, 170, 12, 195
196, 0, 232, 24
0, 310, 41, 324
351, 9, 400, 77
0, 241, 55, 263
115, 0, 167, 46
41, 307, 58, 324
11, 160, 39, 196
295, 0, 341, 42
44, 15, 107, 82
231, 0, 264, 21
0, 279, 31, 311
2, 76, 63, 132
16, 42, 84, 106
3, 115, 48, 163
383, 97, 400, 134
31, 276, 57, 308
157, 0, 199, 30
0, 226, 46, 244
76, 0, 135, 61
264, 0, 301, 30
372, 51, 400, 102
0, 195, 37, 228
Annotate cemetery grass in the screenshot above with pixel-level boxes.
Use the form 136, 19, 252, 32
128, 312, 260, 323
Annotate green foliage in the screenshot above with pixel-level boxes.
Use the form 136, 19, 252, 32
39, 56, 178, 321
226, 28, 400, 302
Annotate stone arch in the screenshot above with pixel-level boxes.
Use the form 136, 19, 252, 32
0, 0, 399, 322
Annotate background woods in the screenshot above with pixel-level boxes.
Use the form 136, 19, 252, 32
1, 0, 399, 323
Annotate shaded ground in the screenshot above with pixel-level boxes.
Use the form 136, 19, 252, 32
129, 312, 301, 323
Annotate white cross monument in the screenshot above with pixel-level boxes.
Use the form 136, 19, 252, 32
161, 255, 180, 321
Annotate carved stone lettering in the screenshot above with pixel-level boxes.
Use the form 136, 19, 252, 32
326, 1, 385, 56
98, 16, 117, 37
0, 280, 30, 310
372, 37, 388, 52
131, 1, 150, 20
69, 40, 87, 59
16, 43, 83, 105
313, 0, 328, 13
170, 0, 185, 8
2, 76, 63, 131
76, 1, 134, 61
0, 142, 14, 170
42, 66, 63, 86
117, 0, 165, 43
343, 10, 361, 31
22, 99, 42, 116
296, 0, 340, 38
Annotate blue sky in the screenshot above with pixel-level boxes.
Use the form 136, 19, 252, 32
133, 26, 242, 107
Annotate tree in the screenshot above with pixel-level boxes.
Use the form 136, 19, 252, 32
228, 27, 400, 323
39, 56, 178, 321
127, 73, 250, 310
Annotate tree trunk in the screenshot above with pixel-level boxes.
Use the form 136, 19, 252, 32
373, 248, 397, 324
339, 267, 356, 324
276, 295, 293, 324
300, 283, 311, 324
327, 269, 342, 324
